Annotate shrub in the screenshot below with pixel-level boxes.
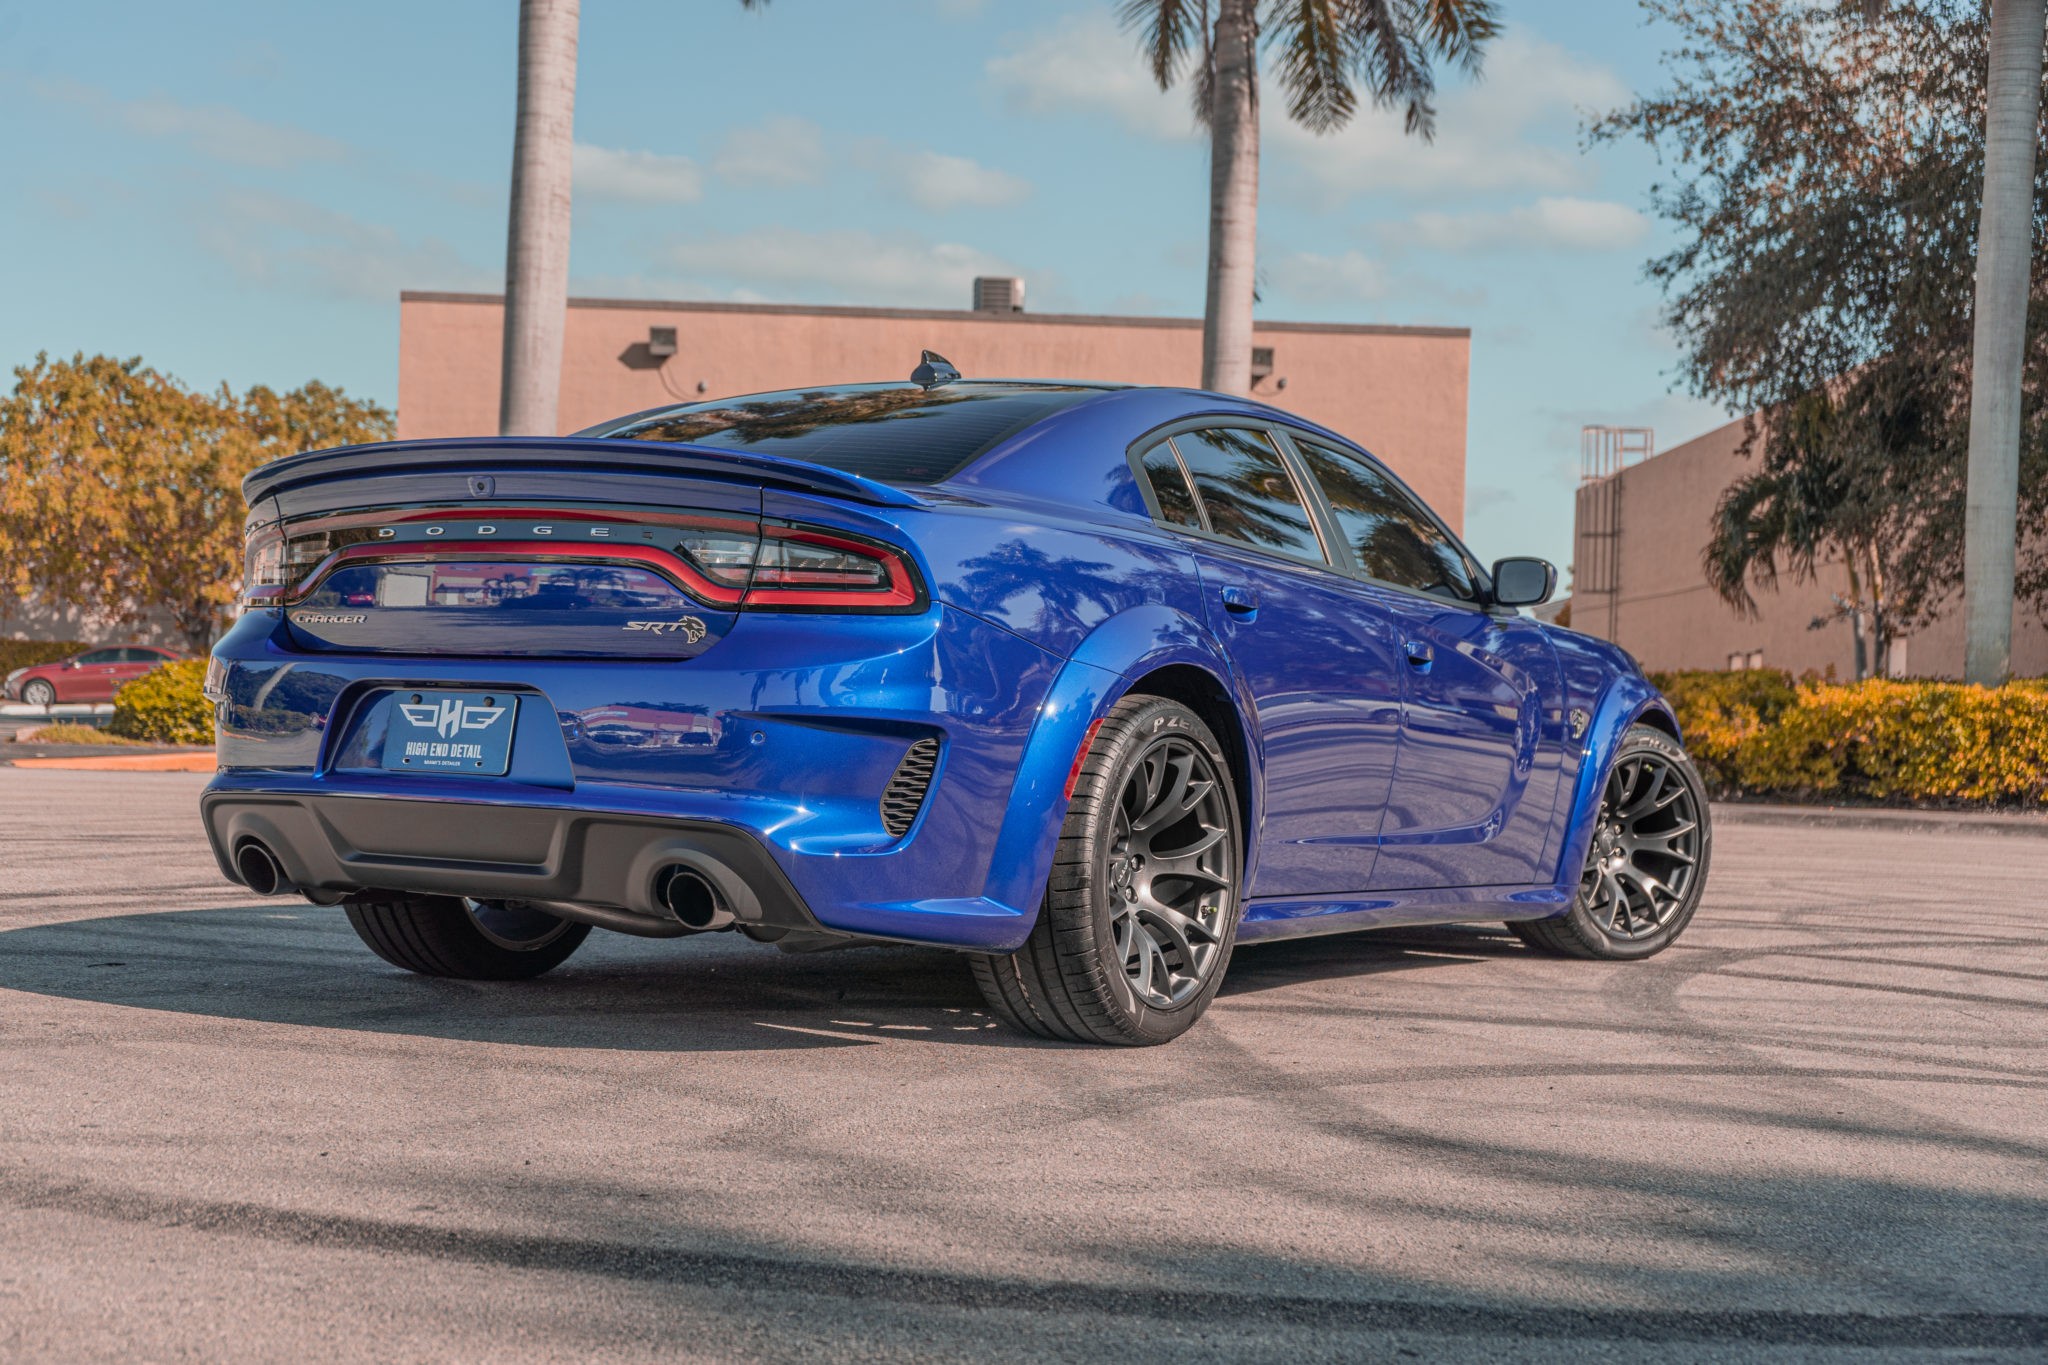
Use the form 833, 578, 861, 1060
110, 659, 213, 746
1651, 670, 2048, 807
1649, 668, 1802, 789
0, 638, 86, 674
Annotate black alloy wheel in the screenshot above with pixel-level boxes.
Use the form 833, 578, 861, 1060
971, 695, 1243, 1045
1512, 724, 1711, 960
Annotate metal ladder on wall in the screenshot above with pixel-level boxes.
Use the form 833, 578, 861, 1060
1575, 426, 1653, 641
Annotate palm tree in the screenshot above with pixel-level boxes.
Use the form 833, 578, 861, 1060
1120, 0, 1500, 395
499, 0, 581, 436
499, 0, 770, 437
1960, 0, 2046, 685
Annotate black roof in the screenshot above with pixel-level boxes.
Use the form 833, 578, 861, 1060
582, 381, 1119, 486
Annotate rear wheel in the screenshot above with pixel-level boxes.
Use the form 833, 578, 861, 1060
970, 695, 1243, 1045
1512, 725, 1711, 960
343, 894, 590, 980
21, 679, 55, 707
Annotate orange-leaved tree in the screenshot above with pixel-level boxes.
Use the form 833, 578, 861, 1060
0, 353, 391, 651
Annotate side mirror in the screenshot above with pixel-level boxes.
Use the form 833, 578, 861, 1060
1490, 557, 1556, 608
63, 659, 81, 670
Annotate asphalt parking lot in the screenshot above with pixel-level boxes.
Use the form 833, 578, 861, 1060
0, 768, 2042, 1362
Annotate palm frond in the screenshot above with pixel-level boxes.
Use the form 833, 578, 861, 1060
1268, 0, 1354, 133
1119, 0, 1209, 90
1259, 0, 1500, 139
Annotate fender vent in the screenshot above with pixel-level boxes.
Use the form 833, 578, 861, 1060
880, 738, 940, 838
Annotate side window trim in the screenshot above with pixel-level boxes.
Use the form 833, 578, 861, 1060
1169, 423, 1333, 569
1129, 418, 1368, 575
1270, 425, 1495, 612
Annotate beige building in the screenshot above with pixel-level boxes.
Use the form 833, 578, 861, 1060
1570, 416, 2048, 679
397, 286, 1474, 530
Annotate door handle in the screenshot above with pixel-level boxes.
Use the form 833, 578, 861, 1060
1404, 639, 1434, 671
1220, 586, 1260, 614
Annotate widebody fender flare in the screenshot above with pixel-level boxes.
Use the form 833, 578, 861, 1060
1550, 675, 1683, 891
976, 605, 1261, 937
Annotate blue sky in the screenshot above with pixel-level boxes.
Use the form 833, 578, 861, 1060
0, 0, 1731, 578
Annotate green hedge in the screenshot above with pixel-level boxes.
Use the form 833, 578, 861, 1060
110, 659, 214, 746
1652, 669, 2048, 806
0, 638, 86, 674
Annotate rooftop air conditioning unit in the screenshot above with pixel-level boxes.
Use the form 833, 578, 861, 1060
972, 276, 1025, 313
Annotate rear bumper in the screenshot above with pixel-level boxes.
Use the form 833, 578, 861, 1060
200, 787, 825, 938
202, 602, 1123, 952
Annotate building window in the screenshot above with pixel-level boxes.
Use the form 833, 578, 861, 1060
1728, 650, 1764, 672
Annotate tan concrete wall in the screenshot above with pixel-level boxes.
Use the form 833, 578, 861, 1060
398, 293, 1472, 530
1571, 416, 2048, 679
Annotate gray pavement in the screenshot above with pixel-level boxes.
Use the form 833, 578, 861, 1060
0, 768, 2042, 1362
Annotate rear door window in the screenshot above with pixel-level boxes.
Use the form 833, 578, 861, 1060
1171, 428, 1325, 564
1294, 437, 1480, 602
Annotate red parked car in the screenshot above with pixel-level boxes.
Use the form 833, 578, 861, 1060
3, 645, 185, 706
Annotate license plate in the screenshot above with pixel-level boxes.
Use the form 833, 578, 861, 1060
383, 689, 520, 775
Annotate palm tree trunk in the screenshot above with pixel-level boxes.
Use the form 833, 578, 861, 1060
499, 0, 580, 437
1961, 0, 2045, 685
1201, 0, 1259, 396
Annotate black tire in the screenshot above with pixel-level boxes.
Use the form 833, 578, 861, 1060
21, 679, 55, 707
343, 894, 591, 980
970, 695, 1244, 1045
1512, 724, 1712, 960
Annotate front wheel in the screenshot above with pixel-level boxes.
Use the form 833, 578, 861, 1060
20, 679, 55, 707
344, 894, 591, 980
1512, 724, 1711, 960
970, 695, 1243, 1045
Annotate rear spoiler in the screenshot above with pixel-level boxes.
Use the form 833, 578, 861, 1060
242, 436, 924, 509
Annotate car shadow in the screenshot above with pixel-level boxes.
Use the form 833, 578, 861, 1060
0, 907, 1522, 1052
1221, 921, 1523, 997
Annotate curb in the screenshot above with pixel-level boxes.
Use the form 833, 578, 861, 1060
8, 753, 215, 772
1712, 801, 2048, 838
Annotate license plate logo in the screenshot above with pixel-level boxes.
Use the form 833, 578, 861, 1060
384, 690, 519, 775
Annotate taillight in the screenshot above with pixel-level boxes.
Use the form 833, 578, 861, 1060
675, 522, 924, 613
242, 525, 287, 605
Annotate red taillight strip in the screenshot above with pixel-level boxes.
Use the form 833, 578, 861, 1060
742, 524, 923, 611
288, 541, 746, 607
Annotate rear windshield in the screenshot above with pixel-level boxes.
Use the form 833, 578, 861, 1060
590, 383, 1104, 485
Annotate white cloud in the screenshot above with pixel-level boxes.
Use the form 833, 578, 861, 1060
662, 227, 1018, 307
986, 12, 1197, 141
573, 142, 704, 204
197, 190, 493, 302
712, 116, 828, 187
859, 144, 1032, 212
1266, 250, 1388, 305
1269, 30, 1630, 198
1393, 197, 1649, 253
39, 80, 350, 169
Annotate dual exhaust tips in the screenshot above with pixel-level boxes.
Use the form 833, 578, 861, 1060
234, 836, 734, 933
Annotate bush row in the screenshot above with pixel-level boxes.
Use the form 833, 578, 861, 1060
1651, 669, 2048, 806
110, 658, 214, 746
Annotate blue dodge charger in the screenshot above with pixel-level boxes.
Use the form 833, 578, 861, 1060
202, 358, 1710, 1044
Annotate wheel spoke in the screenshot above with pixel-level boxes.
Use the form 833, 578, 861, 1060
1132, 752, 1196, 832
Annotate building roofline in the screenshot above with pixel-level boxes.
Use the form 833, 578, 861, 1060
398, 290, 1471, 340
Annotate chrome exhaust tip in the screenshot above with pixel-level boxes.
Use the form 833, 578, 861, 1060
654, 865, 734, 931
233, 840, 291, 897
